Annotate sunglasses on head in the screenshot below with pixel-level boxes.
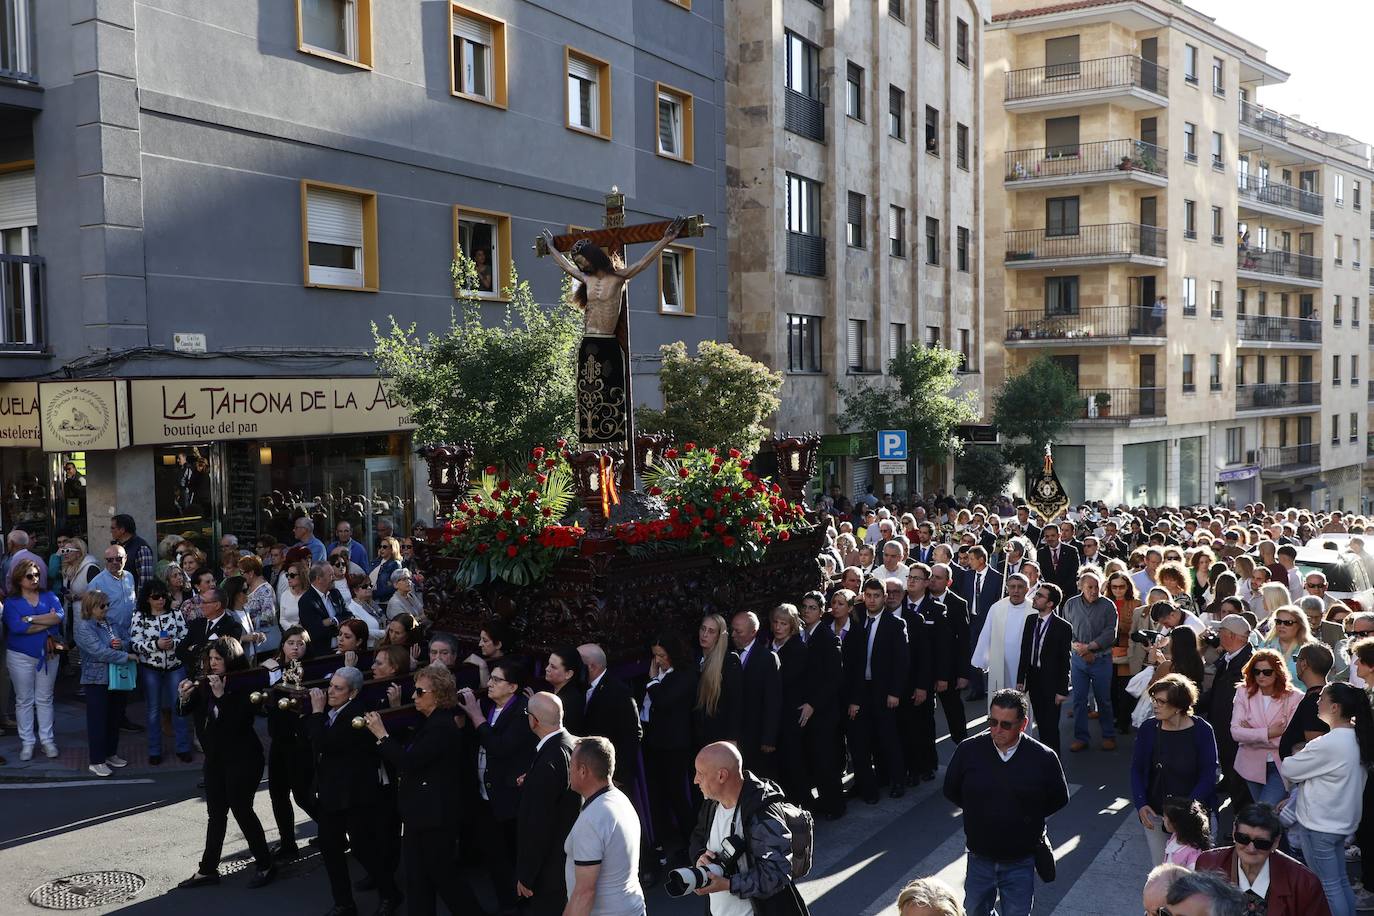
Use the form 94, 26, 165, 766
1233, 828, 1276, 851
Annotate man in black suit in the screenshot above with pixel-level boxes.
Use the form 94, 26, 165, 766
577, 643, 642, 792
1015, 505, 1042, 547
843, 578, 909, 803
456, 658, 535, 916
175, 589, 243, 675
297, 562, 351, 658
960, 546, 1004, 701
516, 692, 581, 916
1016, 583, 1072, 755
1036, 524, 1081, 600
911, 522, 938, 565
1201, 615, 1256, 817
307, 666, 403, 916
928, 563, 970, 746
798, 591, 845, 818
898, 564, 938, 782
729, 611, 782, 778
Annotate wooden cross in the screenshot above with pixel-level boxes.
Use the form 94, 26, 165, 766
536, 188, 707, 494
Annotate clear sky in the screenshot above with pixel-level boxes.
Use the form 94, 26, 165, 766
1190, 0, 1374, 150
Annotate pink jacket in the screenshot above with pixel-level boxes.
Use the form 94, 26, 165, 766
1230, 686, 1305, 784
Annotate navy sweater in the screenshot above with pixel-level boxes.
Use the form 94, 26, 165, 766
943, 733, 1069, 861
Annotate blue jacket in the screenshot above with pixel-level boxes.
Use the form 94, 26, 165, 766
75, 616, 132, 685
297, 536, 327, 564
370, 559, 399, 603
88, 569, 136, 642
328, 539, 369, 570
3, 592, 63, 671
1130, 715, 1220, 812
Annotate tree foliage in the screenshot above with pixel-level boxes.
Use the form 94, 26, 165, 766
992, 356, 1082, 473
372, 252, 581, 468
954, 445, 1013, 503
836, 344, 978, 460
635, 341, 783, 457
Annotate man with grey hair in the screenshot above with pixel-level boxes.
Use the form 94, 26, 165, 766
308, 666, 401, 914
428, 631, 461, 669
3, 528, 45, 595
565, 735, 644, 916
731, 610, 781, 775
1142, 863, 1189, 914
292, 516, 326, 563
1162, 870, 1246, 916
1064, 568, 1118, 752
896, 876, 964, 916
579, 643, 642, 792
298, 562, 349, 658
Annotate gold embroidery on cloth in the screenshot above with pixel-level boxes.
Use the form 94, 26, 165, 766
578, 351, 627, 442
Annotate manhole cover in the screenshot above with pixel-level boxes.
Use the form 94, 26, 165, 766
28, 872, 146, 910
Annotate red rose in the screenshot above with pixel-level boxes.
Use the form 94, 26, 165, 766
499, 479, 511, 491
728, 448, 741, 458
496, 530, 509, 542
679, 467, 690, 478
537, 474, 547, 485
527, 462, 538, 472
663, 448, 678, 460
506, 546, 518, 558
542, 507, 553, 517
684, 442, 696, 452
501, 510, 513, 521
544, 457, 557, 469
476, 543, 489, 554
457, 502, 470, 513
648, 486, 663, 496
533, 446, 546, 459
704, 508, 716, 520
739, 459, 750, 469
760, 535, 772, 545
556, 438, 568, 449
713, 523, 727, 534
779, 530, 791, 541
722, 535, 737, 547
518, 534, 530, 545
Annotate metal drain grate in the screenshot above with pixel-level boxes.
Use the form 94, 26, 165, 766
28, 872, 146, 910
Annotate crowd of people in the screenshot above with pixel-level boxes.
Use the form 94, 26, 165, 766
9, 492, 1374, 915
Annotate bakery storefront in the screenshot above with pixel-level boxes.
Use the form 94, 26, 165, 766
0, 381, 87, 555
32, 377, 416, 558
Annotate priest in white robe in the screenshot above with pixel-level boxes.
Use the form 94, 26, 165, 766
971, 573, 1035, 706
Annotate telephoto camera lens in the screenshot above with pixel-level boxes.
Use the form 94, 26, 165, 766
665, 864, 723, 898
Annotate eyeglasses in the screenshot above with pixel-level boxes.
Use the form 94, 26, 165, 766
105, 557, 123, 564
286, 571, 299, 579
988, 717, 1021, 731
1252, 668, 1276, 677
487, 675, 508, 685
332, 560, 348, 568
1233, 829, 1276, 851
1306, 583, 1327, 590
22, 572, 38, 580
401, 543, 414, 550
1274, 618, 1297, 627
412, 686, 428, 697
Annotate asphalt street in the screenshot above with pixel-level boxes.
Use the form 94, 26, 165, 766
0, 696, 1154, 915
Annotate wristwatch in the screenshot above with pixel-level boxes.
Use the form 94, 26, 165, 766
22, 615, 32, 625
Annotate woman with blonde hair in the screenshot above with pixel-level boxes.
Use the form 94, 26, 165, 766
1260, 603, 1317, 682
59, 537, 100, 646
277, 560, 310, 630
1259, 582, 1293, 626
692, 613, 741, 749
835, 532, 859, 568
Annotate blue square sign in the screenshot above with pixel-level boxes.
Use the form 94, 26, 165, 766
878, 430, 907, 460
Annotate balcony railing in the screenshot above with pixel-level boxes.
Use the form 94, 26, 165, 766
1236, 314, 1322, 344
1259, 444, 1320, 472
786, 231, 825, 278
784, 89, 825, 142
1239, 100, 1288, 141
1237, 247, 1323, 282
1005, 222, 1165, 263
1005, 54, 1168, 103
1236, 382, 1318, 411
1237, 173, 1323, 217
1005, 305, 1164, 342
1004, 139, 1167, 183
0, 253, 43, 350
1074, 387, 1166, 421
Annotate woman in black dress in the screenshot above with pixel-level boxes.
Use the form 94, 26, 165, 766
543, 645, 587, 735
175, 636, 275, 889
769, 603, 809, 804
262, 626, 317, 862
642, 632, 699, 860
692, 613, 742, 749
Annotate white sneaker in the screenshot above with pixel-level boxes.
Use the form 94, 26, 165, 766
18, 744, 33, 761
105, 755, 127, 768
41, 742, 58, 758
88, 763, 112, 777
1352, 885, 1374, 912
1349, 845, 1364, 862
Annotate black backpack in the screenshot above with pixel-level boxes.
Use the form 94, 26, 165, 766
774, 800, 814, 879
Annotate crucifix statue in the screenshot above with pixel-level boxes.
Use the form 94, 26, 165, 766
537, 188, 707, 493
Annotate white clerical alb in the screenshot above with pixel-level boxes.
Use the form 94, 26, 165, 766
970, 597, 1035, 702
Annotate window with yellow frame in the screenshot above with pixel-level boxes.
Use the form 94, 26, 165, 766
301, 180, 378, 291
450, 4, 508, 107
296, 0, 373, 69
454, 205, 512, 299
655, 83, 694, 163
566, 47, 612, 139
659, 245, 695, 315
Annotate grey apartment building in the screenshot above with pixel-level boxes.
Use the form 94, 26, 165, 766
0, 0, 726, 559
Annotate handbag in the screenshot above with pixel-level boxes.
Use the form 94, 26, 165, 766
1126, 665, 1156, 699
1033, 831, 1056, 882
107, 660, 138, 691
45, 634, 66, 656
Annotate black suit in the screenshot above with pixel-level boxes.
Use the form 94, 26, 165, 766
899, 596, 939, 780
961, 565, 1004, 696
473, 694, 536, 911
583, 674, 643, 788
643, 666, 699, 849
377, 710, 483, 915
736, 638, 782, 777
912, 542, 937, 565
297, 587, 351, 658
553, 684, 586, 736
693, 651, 743, 749
175, 614, 244, 674
930, 590, 970, 744
800, 621, 845, 816
516, 730, 580, 916
1203, 645, 1254, 815
773, 637, 809, 802
843, 610, 909, 800
1037, 543, 1081, 599
263, 689, 317, 854
1016, 612, 1073, 754
308, 698, 401, 909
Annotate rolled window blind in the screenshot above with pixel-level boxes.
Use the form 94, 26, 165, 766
307, 188, 363, 248
452, 12, 492, 45
568, 55, 599, 83
0, 171, 37, 230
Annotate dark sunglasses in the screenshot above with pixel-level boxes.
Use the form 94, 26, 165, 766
105, 557, 123, 563
988, 717, 1021, 731
286, 571, 299, 579
1233, 829, 1276, 851
1274, 618, 1297, 626
1252, 668, 1276, 677
412, 686, 428, 697
1307, 583, 1327, 590
332, 560, 348, 567
22, 572, 39, 580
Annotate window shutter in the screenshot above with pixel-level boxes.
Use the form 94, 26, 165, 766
658, 96, 678, 153
0, 171, 37, 230
452, 12, 491, 45
307, 188, 364, 248
847, 319, 862, 370
661, 251, 681, 310
889, 323, 903, 360
568, 55, 599, 82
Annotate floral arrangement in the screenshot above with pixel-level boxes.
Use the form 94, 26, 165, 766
612, 442, 810, 564
436, 444, 585, 587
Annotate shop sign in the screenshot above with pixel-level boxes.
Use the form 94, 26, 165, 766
0, 381, 40, 446
38, 380, 130, 451
819, 433, 862, 457
129, 377, 415, 445
1217, 465, 1259, 483
878, 459, 907, 476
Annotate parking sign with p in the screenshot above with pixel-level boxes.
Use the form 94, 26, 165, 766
878, 430, 907, 460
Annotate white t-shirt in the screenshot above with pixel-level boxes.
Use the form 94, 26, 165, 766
707, 804, 752, 916
564, 787, 644, 916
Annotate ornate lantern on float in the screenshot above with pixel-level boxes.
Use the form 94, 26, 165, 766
634, 432, 674, 475
568, 449, 613, 534
418, 443, 474, 523
770, 433, 821, 509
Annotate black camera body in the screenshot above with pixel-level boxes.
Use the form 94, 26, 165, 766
1200, 630, 1221, 648
665, 834, 747, 897
1130, 628, 1163, 647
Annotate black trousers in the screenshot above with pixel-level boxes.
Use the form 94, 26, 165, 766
1214, 736, 1251, 817
644, 747, 696, 851
478, 800, 519, 911
898, 695, 938, 778
801, 711, 844, 815
267, 738, 317, 847
1025, 680, 1062, 757
402, 825, 482, 916
199, 755, 271, 875
937, 685, 968, 745
1111, 673, 1134, 732
846, 684, 903, 799
318, 802, 401, 909
1358, 775, 1374, 888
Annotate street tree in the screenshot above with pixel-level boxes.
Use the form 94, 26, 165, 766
836, 343, 978, 461
372, 251, 580, 468
992, 356, 1082, 475
955, 445, 1014, 504
635, 340, 782, 457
